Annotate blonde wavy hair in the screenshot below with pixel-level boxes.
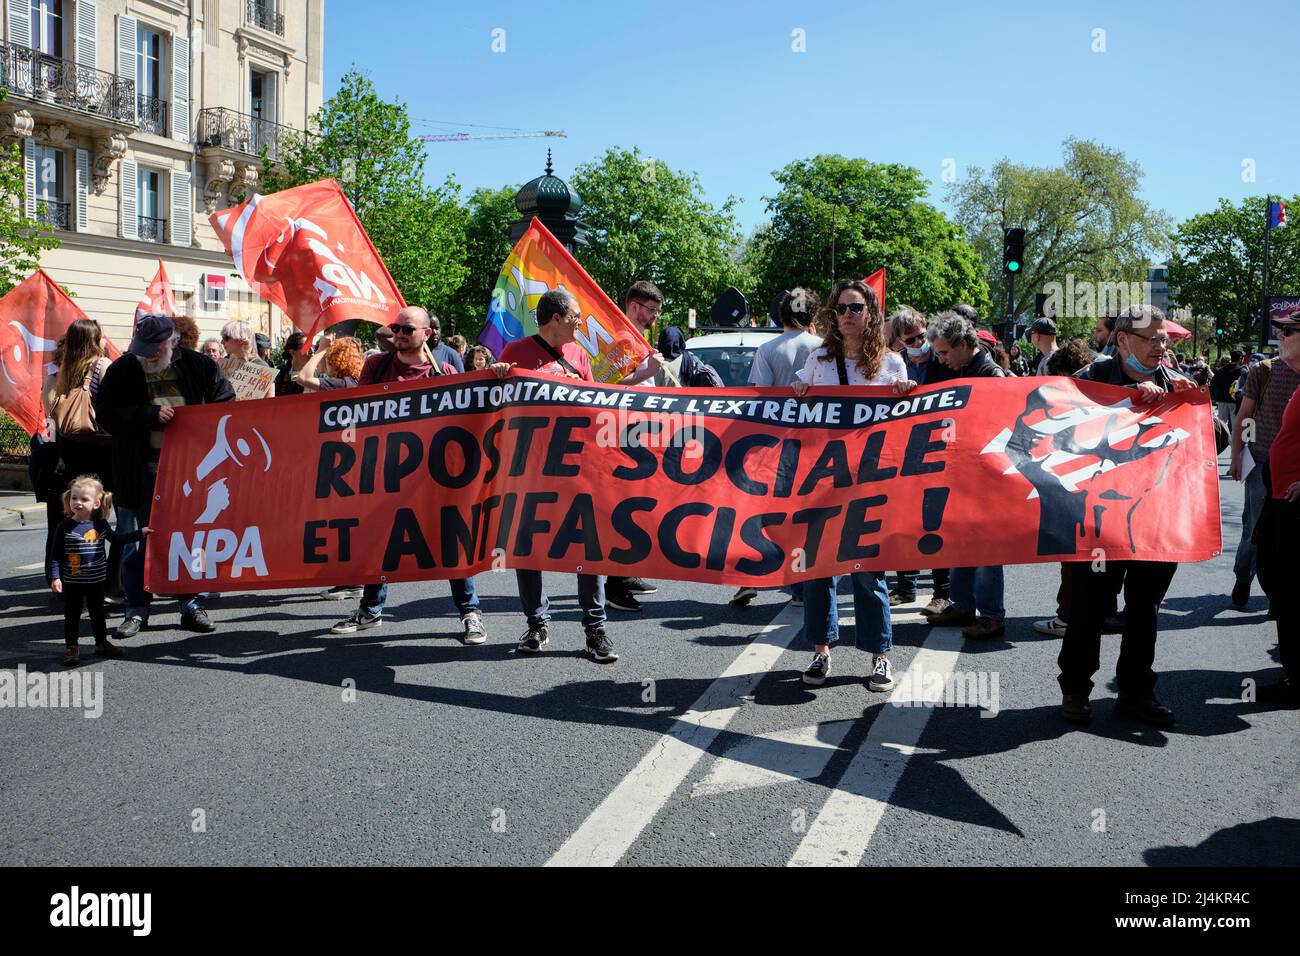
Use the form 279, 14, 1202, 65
62, 474, 112, 520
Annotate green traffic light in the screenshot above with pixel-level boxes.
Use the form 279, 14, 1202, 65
1007, 261, 1020, 272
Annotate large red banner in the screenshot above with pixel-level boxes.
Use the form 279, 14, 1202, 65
209, 179, 405, 340
145, 372, 1221, 594
0, 270, 122, 436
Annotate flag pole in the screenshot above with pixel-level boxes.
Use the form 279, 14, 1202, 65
1259, 196, 1273, 351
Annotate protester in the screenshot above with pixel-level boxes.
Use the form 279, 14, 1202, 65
95, 313, 235, 638
465, 344, 494, 371
887, 306, 955, 616
495, 289, 616, 662
1008, 343, 1031, 377
990, 340, 1012, 374
654, 325, 722, 388
200, 338, 224, 363
1210, 351, 1245, 430
221, 320, 275, 400
297, 336, 364, 391
1229, 315, 1300, 608
447, 334, 467, 361
172, 314, 201, 352
427, 314, 464, 373
928, 312, 1008, 639
365, 325, 396, 359
1252, 310, 1300, 706
1092, 313, 1116, 357
793, 279, 915, 692
1057, 305, 1196, 726
327, 307, 484, 640
733, 288, 823, 607
255, 333, 272, 364
49, 474, 148, 665
274, 331, 309, 396
1029, 318, 1059, 375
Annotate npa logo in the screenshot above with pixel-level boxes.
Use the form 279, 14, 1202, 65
50, 886, 151, 936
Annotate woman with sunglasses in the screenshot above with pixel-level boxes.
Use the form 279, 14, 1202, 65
793, 280, 915, 693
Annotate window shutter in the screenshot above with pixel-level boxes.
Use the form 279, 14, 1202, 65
75, 149, 90, 232
7, 0, 32, 49
117, 15, 138, 122
170, 169, 192, 247
171, 35, 190, 143
120, 158, 139, 240
76, 0, 97, 69
23, 138, 37, 219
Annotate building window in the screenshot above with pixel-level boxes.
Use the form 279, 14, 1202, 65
139, 168, 166, 243
29, 0, 64, 57
137, 27, 167, 135
33, 144, 69, 230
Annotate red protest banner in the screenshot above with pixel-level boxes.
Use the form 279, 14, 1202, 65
0, 270, 122, 436
209, 179, 405, 341
144, 372, 1220, 594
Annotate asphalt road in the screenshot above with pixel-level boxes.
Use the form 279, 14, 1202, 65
1, 459, 1296, 867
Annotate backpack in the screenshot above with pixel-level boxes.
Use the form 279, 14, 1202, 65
679, 351, 723, 388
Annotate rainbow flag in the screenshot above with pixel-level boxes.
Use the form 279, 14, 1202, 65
479, 218, 649, 383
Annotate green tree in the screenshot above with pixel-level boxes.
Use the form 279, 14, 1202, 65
260, 68, 467, 319
445, 185, 518, 340
750, 155, 990, 319
947, 138, 1170, 337
1167, 196, 1300, 348
570, 147, 747, 320
0, 94, 60, 295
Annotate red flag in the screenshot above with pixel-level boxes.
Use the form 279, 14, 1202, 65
134, 259, 178, 325
0, 270, 121, 436
209, 179, 405, 341
864, 268, 886, 316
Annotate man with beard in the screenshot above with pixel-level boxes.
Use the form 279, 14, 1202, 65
426, 312, 465, 374
95, 314, 235, 638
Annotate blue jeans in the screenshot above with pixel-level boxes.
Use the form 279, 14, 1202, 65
950, 566, 1005, 620
803, 572, 892, 653
516, 570, 606, 631
360, 578, 480, 617
1232, 464, 1268, 584
116, 496, 197, 621
893, 568, 950, 597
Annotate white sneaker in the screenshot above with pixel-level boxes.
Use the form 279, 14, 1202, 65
1033, 616, 1068, 637
461, 612, 487, 645
867, 656, 895, 692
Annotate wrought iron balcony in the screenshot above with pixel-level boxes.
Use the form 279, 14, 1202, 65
137, 94, 168, 136
35, 200, 71, 231
246, 0, 286, 36
138, 215, 167, 243
197, 107, 302, 164
0, 41, 136, 125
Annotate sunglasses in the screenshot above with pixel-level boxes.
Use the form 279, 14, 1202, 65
901, 332, 925, 345
833, 303, 867, 316
1274, 323, 1300, 338
388, 323, 420, 335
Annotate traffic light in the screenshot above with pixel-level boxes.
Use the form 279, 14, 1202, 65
1215, 321, 1225, 338
1003, 228, 1025, 274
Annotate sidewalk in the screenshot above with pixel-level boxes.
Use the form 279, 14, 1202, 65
0, 491, 45, 529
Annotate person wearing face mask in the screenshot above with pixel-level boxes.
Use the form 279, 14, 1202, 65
95, 314, 235, 639
1057, 305, 1197, 727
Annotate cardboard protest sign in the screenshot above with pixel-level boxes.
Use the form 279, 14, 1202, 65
219, 358, 276, 402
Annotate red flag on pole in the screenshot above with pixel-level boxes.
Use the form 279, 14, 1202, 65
864, 268, 886, 316
134, 258, 178, 325
209, 179, 405, 342
0, 270, 121, 436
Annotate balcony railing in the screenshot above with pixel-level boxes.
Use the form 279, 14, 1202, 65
246, 0, 285, 36
0, 41, 136, 124
197, 107, 303, 164
35, 200, 71, 231
138, 215, 167, 243
137, 94, 168, 136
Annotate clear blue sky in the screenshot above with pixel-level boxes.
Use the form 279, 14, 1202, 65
324, 0, 1297, 235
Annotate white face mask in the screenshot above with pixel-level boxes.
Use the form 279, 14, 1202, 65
906, 342, 930, 357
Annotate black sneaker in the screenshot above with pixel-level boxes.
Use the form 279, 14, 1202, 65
516, 625, 549, 654
1230, 579, 1250, 608
802, 651, 830, 686
180, 605, 217, 634
623, 578, 658, 595
605, 588, 642, 612
330, 610, 381, 635
585, 627, 619, 662
114, 616, 144, 640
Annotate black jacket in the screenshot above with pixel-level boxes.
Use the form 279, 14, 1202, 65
1073, 354, 1187, 393
95, 348, 235, 508
955, 349, 1006, 379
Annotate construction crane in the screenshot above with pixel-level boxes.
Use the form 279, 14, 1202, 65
416, 129, 567, 143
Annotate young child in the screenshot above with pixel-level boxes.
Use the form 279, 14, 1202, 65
49, 475, 151, 666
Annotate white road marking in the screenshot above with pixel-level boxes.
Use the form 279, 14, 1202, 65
14, 562, 44, 571
788, 626, 966, 867
690, 719, 856, 799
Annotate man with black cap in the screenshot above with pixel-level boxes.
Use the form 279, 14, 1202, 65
1029, 317, 1058, 376
95, 313, 235, 638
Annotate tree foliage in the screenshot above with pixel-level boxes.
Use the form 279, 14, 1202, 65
260, 68, 467, 318
445, 186, 518, 340
749, 155, 990, 320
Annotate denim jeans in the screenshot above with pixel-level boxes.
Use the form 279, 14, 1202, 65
803, 572, 892, 653
516, 570, 606, 631
950, 565, 1005, 620
893, 568, 950, 598
116, 493, 197, 621
360, 578, 480, 617
1232, 464, 1268, 585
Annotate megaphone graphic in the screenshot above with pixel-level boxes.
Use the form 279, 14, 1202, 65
182, 413, 271, 496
